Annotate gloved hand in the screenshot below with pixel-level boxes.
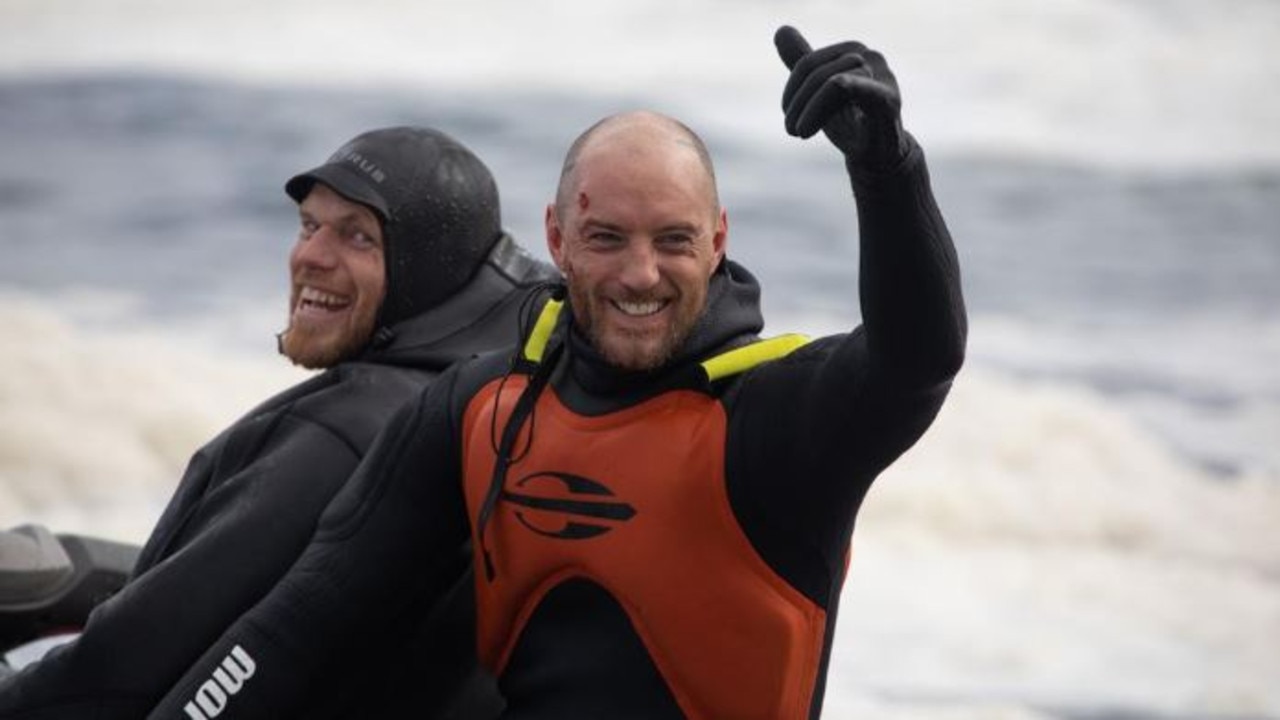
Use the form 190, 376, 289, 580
775, 25, 911, 172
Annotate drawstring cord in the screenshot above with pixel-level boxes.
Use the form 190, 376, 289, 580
488, 281, 563, 458
477, 282, 565, 581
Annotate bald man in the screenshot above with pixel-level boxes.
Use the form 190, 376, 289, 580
148, 27, 966, 719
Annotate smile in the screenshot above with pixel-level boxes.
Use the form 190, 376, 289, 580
611, 299, 668, 317
298, 286, 352, 313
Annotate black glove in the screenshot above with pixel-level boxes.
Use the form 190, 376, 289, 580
774, 25, 911, 172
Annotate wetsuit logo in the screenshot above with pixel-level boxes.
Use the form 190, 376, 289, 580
329, 149, 387, 184
503, 471, 636, 539
182, 645, 256, 720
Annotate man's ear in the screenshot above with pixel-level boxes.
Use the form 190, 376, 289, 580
545, 203, 566, 270
712, 207, 729, 269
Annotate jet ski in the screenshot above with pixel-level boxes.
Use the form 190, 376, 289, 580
0, 525, 138, 674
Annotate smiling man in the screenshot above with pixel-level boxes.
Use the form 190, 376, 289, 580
145, 26, 966, 720
549, 116, 725, 372
0, 126, 555, 719
280, 182, 388, 369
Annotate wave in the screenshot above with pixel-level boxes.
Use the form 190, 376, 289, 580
0, 293, 304, 541
767, 310, 1280, 572
869, 367, 1279, 571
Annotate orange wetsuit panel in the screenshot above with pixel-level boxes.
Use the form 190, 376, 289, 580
461, 376, 829, 719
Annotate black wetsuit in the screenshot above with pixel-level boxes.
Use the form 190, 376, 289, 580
0, 236, 556, 720
145, 141, 965, 719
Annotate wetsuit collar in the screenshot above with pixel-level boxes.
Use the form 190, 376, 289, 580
358, 234, 557, 371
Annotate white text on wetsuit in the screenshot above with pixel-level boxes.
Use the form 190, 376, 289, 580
182, 645, 256, 719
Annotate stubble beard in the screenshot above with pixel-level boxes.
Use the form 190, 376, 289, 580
566, 268, 705, 373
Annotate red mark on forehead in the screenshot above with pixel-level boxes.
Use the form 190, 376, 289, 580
577, 192, 590, 210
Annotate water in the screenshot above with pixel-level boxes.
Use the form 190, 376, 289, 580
1, 1, 1278, 717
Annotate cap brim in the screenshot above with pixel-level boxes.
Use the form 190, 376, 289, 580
285, 163, 391, 220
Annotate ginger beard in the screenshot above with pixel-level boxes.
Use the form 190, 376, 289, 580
279, 279, 382, 369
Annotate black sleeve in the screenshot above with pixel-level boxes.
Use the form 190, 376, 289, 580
145, 373, 473, 719
133, 442, 219, 576
726, 140, 966, 606
0, 416, 361, 720
850, 136, 967, 389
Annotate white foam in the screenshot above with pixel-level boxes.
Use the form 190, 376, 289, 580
869, 367, 1279, 568
2, 0, 1278, 169
974, 312, 1280, 481
826, 534, 1280, 716
819, 371, 1280, 716
772, 311, 1279, 568
767, 310, 1280, 715
0, 293, 305, 542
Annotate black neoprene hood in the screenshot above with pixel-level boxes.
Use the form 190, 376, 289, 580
286, 126, 505, 328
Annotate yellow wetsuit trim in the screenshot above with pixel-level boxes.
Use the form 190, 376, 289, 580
700, 333, 811, 382
522, 300, 807, 381
522, 299, 564, 363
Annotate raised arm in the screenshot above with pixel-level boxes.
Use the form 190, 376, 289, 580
722, 29, 967, 607
776, 25, 966, 388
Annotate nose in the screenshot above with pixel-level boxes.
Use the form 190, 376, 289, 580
291, 224, 340, 271
616, 240, 661, 291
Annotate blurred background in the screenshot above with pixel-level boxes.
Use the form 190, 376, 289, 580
2, 0, 1278, 717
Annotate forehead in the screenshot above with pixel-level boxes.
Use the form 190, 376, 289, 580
299, 183, 382, 227
571, 140, 714, 220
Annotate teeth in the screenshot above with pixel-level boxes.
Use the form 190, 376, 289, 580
300, 286, 348, 309
614, 300, 665, 317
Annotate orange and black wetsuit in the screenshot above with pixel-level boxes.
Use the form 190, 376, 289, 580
146, 141, 965, 719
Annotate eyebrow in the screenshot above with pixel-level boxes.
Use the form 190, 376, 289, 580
579, 218, 701, 235
579, 219, 624, 233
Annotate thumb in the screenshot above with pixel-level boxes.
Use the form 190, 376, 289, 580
774, 25, 812, 70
